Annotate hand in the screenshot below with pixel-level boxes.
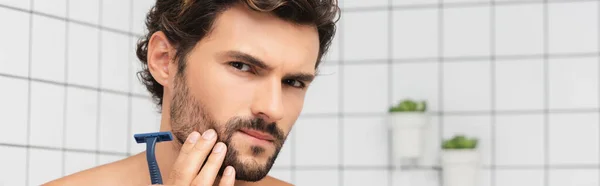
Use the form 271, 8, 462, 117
153, 129, 235, 186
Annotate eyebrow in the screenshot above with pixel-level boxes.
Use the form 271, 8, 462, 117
223, 50, 316, 83
284, 72, 316, 83
225, 50, 271, 70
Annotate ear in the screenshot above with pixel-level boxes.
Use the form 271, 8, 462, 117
147, 31, 176, 86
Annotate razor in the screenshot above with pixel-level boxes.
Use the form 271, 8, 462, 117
134, 131, 174, 185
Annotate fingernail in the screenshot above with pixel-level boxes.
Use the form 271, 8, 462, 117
213, 142, 225, 153
187, 132, 200, 144
224, 166, 234, 176
203, 129, 216, 140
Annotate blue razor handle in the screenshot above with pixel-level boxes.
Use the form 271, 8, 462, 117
134, 131, 174, 185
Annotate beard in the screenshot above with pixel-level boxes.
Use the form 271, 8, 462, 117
168, 71, 286, 181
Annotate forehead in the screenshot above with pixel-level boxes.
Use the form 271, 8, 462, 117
201, 4, 320, 71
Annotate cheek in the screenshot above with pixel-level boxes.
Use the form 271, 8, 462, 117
204, 67, 257, 122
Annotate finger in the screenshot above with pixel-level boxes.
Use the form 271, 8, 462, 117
164, 131, 200, 183
167, 129, 218, 184
218, 166, 236, 186
192, 142, 227, 185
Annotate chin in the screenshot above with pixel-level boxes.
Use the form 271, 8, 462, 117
224, 142, 279, 182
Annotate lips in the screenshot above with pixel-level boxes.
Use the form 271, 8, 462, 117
239, 128, 275, 141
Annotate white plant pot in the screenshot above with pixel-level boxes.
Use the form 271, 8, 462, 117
441, 149, 481, 186
389, 112, 429, 162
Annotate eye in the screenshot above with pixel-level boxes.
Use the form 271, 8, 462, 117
229, 62, 253, 72
283, 79, 305, 88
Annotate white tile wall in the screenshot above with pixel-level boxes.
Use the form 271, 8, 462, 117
28, 148, 62, 186
64, 87, 98, 151
549, 113, 599, 165
273, 130, 293, 168
67, 22, 98, 88
101, 0, 130, 32
444, 0, 490, 3
29, 82, 64, 148
549, 169, 599, 186
0, 8, 29, 77
391, 170, 438, 186
548, 57, 599, 109
392, 62, 440, 112
302, 65, 340, 114
0, 0, 30, 10
495, 114, 545, 166
2, 0, 600, 185
392, 0, 437, 6
0, 77, 28, 145
494, 4, 544, 56
342, 64, 389, 113
131, 0, 154, 35
295, 170, 339, 186
33, 0, 66, 18
392, 9, 439, 59
496, 169, 544, 186
343, 0, 386, 9
101, 30, 130, 92
443, 6, 490, 57
0, 146, 27, 186
495, 59, 544, 111
98, 92, 129, 153
343, 116, 389, 166
295, 117, 339, 166
442, 61, 492, 111
548, 1, 598, 54
63, 151, 96, 176
130, 37, 150, 96
31, 14, 66, 83
68, 0, 99, 25
343, 170, 389, 186
342, 11, 388, 62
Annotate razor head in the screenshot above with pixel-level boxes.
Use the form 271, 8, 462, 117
134, 131, 174, 143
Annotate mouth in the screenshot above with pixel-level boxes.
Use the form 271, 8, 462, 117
239, 128, 275, 142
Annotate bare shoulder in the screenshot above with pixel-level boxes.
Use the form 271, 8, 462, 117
243, 175, 294, 186
43, 157, 141, 186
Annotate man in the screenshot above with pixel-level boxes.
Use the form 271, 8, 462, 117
45, 0, 338, 185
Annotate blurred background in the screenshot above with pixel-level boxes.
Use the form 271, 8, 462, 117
1, 0, 599, 185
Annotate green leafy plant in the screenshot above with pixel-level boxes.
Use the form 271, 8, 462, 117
389, 99, 427, 112
442, 135, 478, 149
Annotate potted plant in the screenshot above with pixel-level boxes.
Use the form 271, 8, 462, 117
441, 135, 481, 186
388, 99, 429, 164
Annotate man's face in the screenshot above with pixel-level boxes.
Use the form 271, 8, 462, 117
167, 5, 319, 181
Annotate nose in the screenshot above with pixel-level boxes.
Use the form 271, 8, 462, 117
250, 77, 285, 124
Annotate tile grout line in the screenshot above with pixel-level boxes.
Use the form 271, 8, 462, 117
543, 0, 550, 184
340, 0, 598, 12
437, 0, 445, 186
25, 0, 33, 184
0, 143, 129, 157
597, 0, 600, 183
490, 1, 497, 186
0, 72, 149, 99
0, 3, 141, 38
338, 6, 345, 185
386, 0, 393, 185
61, 0, 70, 176
295, 108, 600, 118
126, 0, 134, 158
96, 0, 104, 164
322, 51, 600, 65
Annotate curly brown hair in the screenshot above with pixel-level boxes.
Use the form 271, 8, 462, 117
135, 0, 340, 108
